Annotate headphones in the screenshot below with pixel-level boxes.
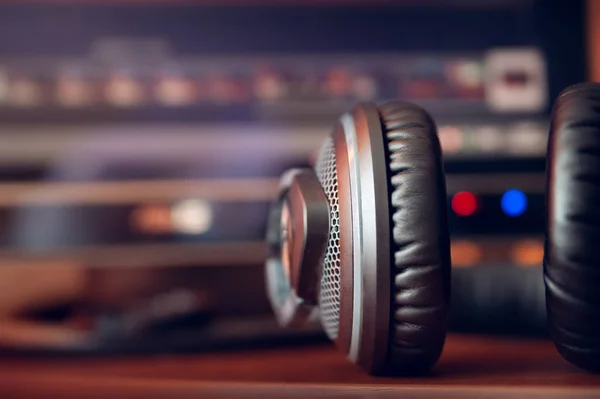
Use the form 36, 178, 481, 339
265, 82, 600, 375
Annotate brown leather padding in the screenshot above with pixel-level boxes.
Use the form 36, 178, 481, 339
377, 101, 451, 374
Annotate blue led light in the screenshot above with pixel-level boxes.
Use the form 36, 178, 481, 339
501, 189, 527, 217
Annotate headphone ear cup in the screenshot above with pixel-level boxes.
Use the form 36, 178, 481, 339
545, 82, 600, 371
313, 101, 450, 375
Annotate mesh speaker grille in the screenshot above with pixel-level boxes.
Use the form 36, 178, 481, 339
315, 135, 341, 340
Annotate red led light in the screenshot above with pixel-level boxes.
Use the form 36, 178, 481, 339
451, 191, 478, 217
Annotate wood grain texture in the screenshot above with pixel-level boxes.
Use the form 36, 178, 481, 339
1, 334, 600, 398
589, 0, 600, 81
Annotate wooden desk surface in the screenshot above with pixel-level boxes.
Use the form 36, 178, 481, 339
1, 334, 600, 398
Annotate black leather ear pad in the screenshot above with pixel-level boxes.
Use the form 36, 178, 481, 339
377, 102, 451, 373
545, 82, 600, 371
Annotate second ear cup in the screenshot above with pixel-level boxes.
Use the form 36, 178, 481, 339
313, 101, 450, 375
545, 82, 600, 371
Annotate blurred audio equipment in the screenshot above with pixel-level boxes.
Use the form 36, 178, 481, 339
0, 0, 588, 355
